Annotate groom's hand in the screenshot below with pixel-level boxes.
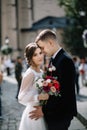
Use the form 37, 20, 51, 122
29, 106, 44, 120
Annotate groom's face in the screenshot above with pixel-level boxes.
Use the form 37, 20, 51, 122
37, 40, 53, 57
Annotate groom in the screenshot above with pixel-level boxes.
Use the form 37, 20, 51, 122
29, 29, 77, 130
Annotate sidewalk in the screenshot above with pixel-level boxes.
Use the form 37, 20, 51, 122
0, 73, 87, 130
76, 83, 87, 129
70, 78, 87, 130
0, 74, 25, 130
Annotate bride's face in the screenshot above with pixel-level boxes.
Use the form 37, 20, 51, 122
32, 48, 44, 66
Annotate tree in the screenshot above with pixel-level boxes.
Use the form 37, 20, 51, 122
58, 0, 87, 57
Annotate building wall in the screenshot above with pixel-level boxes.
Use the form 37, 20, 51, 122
1, 0, 17, 49
1, 0, 65, 58
34, 0, 65, 22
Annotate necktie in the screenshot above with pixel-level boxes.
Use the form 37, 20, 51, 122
49, 57, 53, 67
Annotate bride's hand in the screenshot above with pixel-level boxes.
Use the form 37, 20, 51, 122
38, 93, 49, 100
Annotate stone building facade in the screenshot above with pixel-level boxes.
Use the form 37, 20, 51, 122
0, 0, 65, 58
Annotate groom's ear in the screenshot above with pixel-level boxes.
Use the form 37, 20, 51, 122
48, 39, 54, 46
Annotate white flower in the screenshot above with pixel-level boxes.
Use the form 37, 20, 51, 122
46, 79, 51, 83
48, 65, 56, 72
52, 66, 56, 71
48, 67, 52, 72
36, 78, 44, 87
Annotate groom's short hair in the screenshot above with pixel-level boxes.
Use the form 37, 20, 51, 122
35, 29, 57, 43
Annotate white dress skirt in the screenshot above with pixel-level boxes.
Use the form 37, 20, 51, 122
18, 67, 47, 130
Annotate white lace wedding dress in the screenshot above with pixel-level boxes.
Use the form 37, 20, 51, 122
18, 67, 47, 130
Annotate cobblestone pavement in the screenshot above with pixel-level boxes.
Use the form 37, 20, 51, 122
0, 74, 87, 130
0, 74, 25, 130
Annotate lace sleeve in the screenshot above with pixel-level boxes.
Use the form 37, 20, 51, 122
18, 71, 38, 106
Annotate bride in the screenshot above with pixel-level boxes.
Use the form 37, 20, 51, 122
18, 43, 48, 130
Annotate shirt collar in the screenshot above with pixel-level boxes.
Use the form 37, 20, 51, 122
52, 47, 62, 59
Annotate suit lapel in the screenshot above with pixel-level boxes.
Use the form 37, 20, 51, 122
52, 48, 65, 64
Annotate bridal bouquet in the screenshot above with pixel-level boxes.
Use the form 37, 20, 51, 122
35, 65, 61, 105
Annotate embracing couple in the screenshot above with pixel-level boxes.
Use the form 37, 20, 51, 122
18, 29, 77, 130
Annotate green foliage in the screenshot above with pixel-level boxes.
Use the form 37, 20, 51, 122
58, 0, 87, 57
58, 0, 78, 17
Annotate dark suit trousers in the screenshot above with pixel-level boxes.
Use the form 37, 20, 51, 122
47, 117, 72, 130
16, 77, 22, 98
